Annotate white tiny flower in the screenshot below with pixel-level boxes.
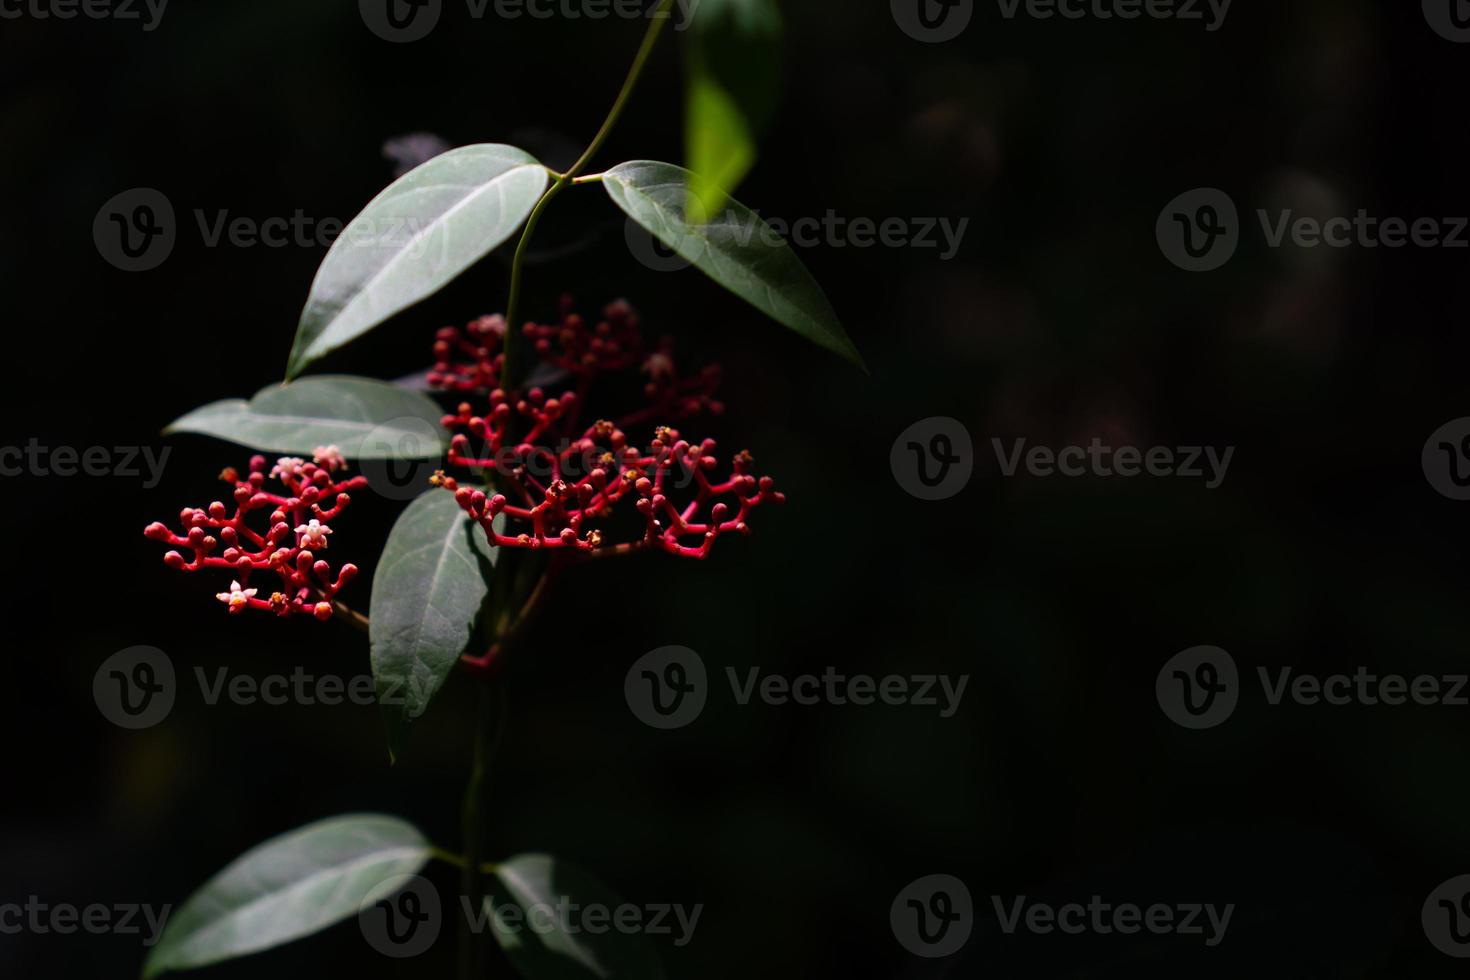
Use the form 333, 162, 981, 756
215, 580, 258, 613
313, 445, 346, 472
295, 519, 333, 550
271, 457, 305, 480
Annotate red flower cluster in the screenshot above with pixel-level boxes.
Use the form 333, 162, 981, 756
430, 298, 781, 560
428, 296, 724, 422
144, 449, 364, 619
436, 422, 784, 558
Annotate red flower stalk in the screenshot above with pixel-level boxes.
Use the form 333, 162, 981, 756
431, 299, 780, 560
143, 448, 365, 619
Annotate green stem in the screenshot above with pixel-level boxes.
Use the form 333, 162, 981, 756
430, 846, 467, 867
458, 682, 503, 980
501, 0, 678, 384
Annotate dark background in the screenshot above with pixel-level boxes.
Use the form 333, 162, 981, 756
5, 0, 1470, 975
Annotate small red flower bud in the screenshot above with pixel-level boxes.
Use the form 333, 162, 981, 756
314, 602, 334, 621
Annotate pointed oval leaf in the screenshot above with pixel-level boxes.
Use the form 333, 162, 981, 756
371, 491, 497, 761
286, 144, 550, 378
164, 375, 448, 459
602, 160, 863, 369
143, 815, 430, 978
486, 854, 667, 980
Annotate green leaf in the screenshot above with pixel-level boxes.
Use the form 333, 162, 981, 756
486, 854, 667, 980
286, 144, 550, 379
684, 66, 757, 223
684, 0, 781, 221
371, 491, 497, 761
165, 375, 448, 459
143, 815, 430, 978
602, 160, 864, 369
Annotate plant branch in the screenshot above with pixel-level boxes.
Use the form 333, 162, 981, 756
458, 681, 506, 980
502, 0, 678, 383
332, 600, 370, 633
461, 565, 557, 677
